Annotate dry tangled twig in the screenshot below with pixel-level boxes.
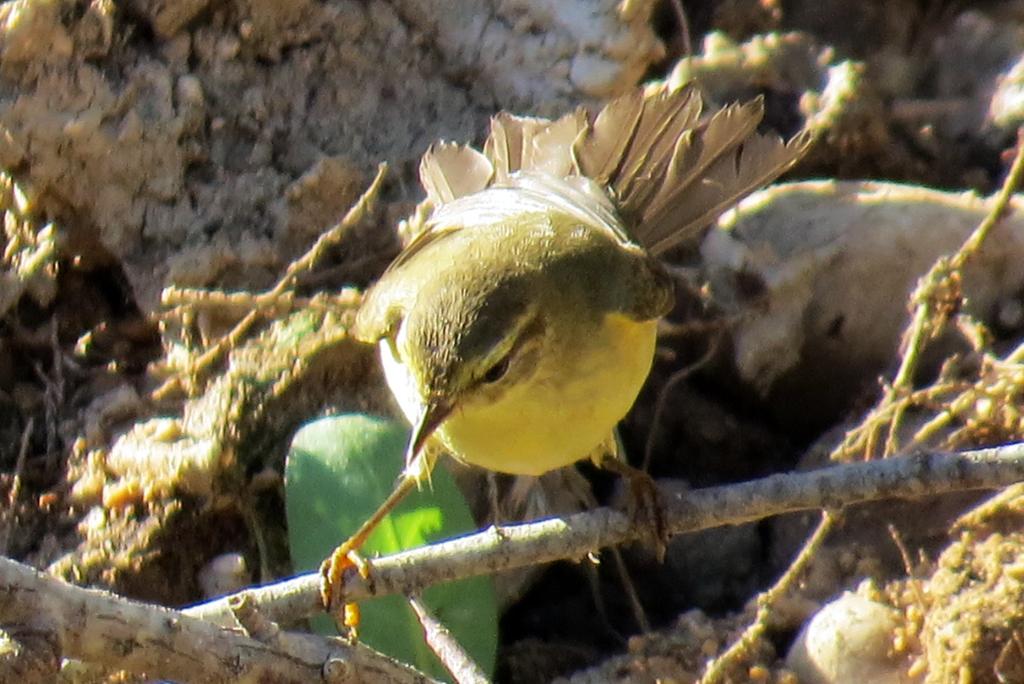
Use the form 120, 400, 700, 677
836, 129, 1024, 463
696, 128, 1024, 679
151, 164, 387, 401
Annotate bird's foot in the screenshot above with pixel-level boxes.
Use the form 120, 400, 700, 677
320, 542, 372, 636
604, 459, 669, 560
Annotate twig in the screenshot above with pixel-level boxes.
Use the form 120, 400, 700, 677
0, 556, 435, 684
891, 128, 1024, 392
152, 164, 386, 400
559, 466, 651, 633
951, 129, 1024, 269
408, 596, 489, 684
186, 444, 1024, 627
888, 524, 927, 610
667, 0, 692, 57
643, 334, 719, 472
8, 420, 32, 506
161, 287, 360, 315
836, 130, 1024, 462
44, 321, 62, 474
272, 163, 387, 292
952, 481, 1024, 530
707, 138, 1024, 670
1, 419, 33, 558
229, 593, 281, 645
609, 547, 651, 634
698, 512, 838, 683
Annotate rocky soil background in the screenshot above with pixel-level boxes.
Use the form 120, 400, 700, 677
6, 0, 1024, 682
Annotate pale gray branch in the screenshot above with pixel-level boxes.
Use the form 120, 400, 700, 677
5, 445, 1021, 682
409, 596, 490, 684
0, 557, 436, 684
187, 444, 1024, 627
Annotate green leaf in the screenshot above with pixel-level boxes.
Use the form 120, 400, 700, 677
285, 414, 498, 679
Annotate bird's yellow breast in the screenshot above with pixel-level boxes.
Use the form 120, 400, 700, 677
382, 312, 658, 476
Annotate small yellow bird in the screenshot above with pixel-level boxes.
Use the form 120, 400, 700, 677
322, 83, 808, 609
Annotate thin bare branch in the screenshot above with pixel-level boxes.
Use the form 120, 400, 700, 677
699, 512, 838, 683
152, 164, 386, 400
0, 557, 435, 684
408, 596, 489, 684
0, 418, 33, 557
891, 129, 1024, 391
187, 444, 1024, 627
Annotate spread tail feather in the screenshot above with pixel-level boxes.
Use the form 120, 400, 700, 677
417, 84, 809, 254
419, 141, 493, 206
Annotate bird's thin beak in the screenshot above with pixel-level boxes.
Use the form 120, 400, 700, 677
407, 398, 453, 462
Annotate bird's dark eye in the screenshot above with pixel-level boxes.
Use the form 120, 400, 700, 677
482, 355, 511, 383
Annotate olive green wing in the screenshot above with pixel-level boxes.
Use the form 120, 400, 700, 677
380, 142, 492, 278
355, 140, 488, 344
355, 215, 474, 344
613, 250, 675, 322
353, 273, 407, 345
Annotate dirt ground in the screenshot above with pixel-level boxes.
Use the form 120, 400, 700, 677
6, 0, 1024, 682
